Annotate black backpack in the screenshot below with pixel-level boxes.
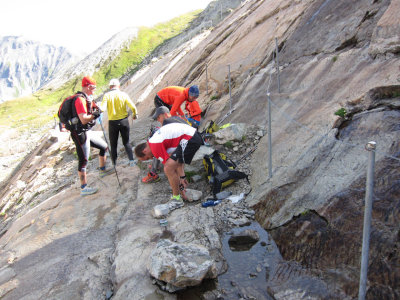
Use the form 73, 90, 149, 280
203, 150, 249, 197
58, 92, 92, 131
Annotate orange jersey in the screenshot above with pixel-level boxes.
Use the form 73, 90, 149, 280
185, 100, 202, 121
157, 86, 190, 116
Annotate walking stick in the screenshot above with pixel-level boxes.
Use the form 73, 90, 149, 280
98, 117, 121, 187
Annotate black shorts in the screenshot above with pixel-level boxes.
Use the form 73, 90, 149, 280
170, 132, 203, 164
154, 95, 172, 110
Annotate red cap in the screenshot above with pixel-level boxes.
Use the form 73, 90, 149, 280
82, 76, 96, 87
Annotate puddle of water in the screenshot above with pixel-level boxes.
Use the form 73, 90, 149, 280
217, 222, 279, 300
178, 222, 281, 300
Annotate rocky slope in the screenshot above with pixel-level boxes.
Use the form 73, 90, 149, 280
0, 36, 77, 102
0, 0, 399, 299
42, 27, 139, 92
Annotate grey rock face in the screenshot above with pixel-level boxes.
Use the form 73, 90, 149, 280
369, 0, 400, 56
1, 0, 399, 299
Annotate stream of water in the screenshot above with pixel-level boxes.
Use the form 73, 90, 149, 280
178, 221, 282, 299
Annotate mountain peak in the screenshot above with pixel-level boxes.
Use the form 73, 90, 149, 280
0, 36, 78, 103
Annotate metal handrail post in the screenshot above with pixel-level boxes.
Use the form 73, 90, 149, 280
358, 141, 376, 300
228, 64, 232, 113
206, 64, 209, 95
267, 93, 273, 178
275, 38, 281, 93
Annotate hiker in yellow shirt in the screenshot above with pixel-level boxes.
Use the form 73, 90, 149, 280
100, 79, 138, 166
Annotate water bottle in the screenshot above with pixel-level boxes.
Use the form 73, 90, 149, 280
216, 191, 232, 200
201, 199, 221, 207
159, 219, 168, 227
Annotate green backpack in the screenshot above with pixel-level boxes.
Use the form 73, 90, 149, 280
203, 150, 249, 197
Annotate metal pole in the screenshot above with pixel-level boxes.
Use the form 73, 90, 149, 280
275, 38, 281, 93
267, 93, 273, 178
99, 118, 121, 187
228, 64, 232, 113
358, 141, 376, 300
206, 64, 209, 95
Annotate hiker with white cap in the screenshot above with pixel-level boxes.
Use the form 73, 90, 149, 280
100, 78, 138, 167
154, 85, 200, 117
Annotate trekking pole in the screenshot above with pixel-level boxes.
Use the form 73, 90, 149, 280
217, 106, 237, 126
235, 146, 257, 165
98, 117, 121, 187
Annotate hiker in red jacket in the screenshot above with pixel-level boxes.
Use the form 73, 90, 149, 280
185, 99, 202, 128
154, 85, 199, 117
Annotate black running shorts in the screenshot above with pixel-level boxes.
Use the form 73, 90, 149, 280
170, 132, 203, 164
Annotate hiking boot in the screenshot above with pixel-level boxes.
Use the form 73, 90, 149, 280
99, 168, 115, 178
81, 186, 98, 196
168, 195, 184, 210
142, 172, 160, 183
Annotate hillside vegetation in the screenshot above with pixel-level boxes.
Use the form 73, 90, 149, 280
0, 11, 200, 131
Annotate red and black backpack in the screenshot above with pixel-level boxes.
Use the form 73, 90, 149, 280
58, 92, 94, 131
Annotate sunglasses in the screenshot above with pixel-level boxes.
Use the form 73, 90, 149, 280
88, 85, 97, 89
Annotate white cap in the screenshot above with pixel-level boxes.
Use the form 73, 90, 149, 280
109, 78, 120, 86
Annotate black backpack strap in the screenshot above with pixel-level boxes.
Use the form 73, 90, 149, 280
70, 91, 86, 119
71, 92, 88, 132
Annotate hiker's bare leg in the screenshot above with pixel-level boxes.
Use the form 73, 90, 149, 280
78, 170, 87, 186
177, 163, 188, 200
99, 155, 106, 168
164, 159, 180, 196
178, 164, 188, 188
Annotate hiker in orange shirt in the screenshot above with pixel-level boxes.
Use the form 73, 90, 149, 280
185, 99, 202, 128
154, 85, 199, 117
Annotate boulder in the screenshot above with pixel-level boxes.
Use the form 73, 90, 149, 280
185, 188, 203, 202
149, 239, 217, 289
213, 123, 247, 144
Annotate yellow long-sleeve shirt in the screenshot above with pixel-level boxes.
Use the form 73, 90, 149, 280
100, 88, 137, 121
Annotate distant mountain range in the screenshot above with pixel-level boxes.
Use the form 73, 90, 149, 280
42, 27, 139, 92
0, 36, 79, 103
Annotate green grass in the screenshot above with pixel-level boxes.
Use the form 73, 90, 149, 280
184, 170, 198, 183
0, 10, 201, 133
334, 107, 347, 118
224, 141, 234, 148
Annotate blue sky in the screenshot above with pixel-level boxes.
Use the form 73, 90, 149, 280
0, 0, 213, 55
